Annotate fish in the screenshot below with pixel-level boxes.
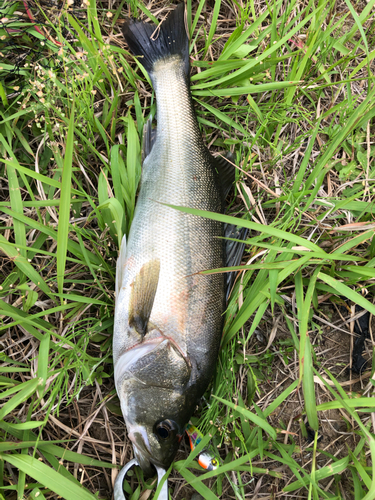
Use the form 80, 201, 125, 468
113, 3, 245, 481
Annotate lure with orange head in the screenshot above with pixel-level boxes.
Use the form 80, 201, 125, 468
185, 423, 218, 472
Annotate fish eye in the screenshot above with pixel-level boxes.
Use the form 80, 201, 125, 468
155, 419, 177, 440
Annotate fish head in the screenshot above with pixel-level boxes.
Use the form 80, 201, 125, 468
127, 411, 184, 476
115, 337, 192, 475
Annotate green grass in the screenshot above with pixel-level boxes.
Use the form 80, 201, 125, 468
1, 0, 375, 498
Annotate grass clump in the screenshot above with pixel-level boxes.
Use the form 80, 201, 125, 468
1, 0, 375, 499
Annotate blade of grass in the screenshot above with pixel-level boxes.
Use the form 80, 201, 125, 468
0, 235, 52, 298
0, 454, 97, 500
56, 100, 75, 298
318, 273, 375, 316
213, 395, 277, 440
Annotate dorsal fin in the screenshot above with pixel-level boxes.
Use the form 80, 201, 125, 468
129, 259, 160, 336
213, 152, 247, 299
142, 116, 157, 162
213, 153, 236, 198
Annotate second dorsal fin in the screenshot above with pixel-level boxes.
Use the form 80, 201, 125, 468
213, 153, 236, 199
224, 224, 249, 301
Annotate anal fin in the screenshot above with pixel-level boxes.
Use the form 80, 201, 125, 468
129, 259, 160, 336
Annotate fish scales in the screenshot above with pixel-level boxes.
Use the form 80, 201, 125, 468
114, 57, 224, 363
114, 3, 228, 478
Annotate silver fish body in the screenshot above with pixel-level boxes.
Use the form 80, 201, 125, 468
114, 4, 226, 475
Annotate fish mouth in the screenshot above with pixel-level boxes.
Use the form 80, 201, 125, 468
133, 444, 155, 477
129, 428, 165, 476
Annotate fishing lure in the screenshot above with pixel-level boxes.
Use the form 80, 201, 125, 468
185, 423, 218, 472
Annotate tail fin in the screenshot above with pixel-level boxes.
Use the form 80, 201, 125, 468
122, 3, 189, 77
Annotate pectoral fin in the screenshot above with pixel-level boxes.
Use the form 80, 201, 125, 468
129, 259, 160, 336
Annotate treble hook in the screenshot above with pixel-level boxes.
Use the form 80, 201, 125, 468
114, 459, 168, 500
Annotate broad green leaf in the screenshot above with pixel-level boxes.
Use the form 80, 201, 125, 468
318, 273, 375, 316
284, 456, 349, 491
0, 454, 97, 500
97, 197, 124, 247
317, 398, 375, 411
0, 378, 40, 420
0, 235, 51, 298
213, 395, 277, 440
303, 337, 318, 431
